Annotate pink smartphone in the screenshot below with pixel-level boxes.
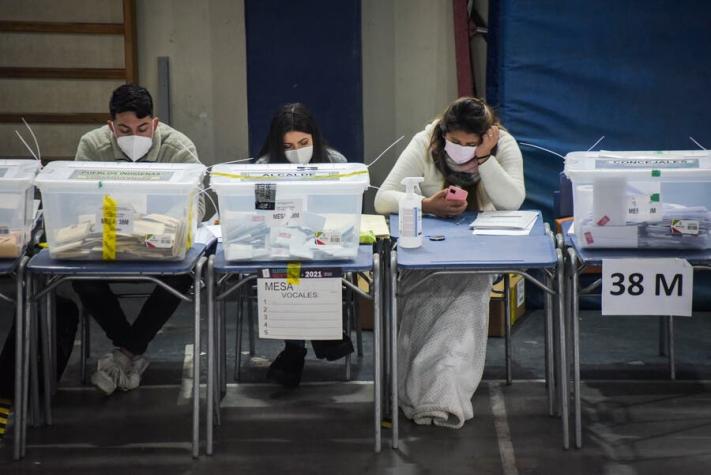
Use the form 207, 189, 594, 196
445, 185, 468, 201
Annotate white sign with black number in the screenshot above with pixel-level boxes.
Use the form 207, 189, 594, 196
602, 258, 693, 317
257, 276, 342, 340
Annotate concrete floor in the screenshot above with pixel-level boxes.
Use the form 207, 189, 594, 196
3, 291, 711, 473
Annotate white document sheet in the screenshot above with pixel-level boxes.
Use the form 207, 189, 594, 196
470, 210, 538, 236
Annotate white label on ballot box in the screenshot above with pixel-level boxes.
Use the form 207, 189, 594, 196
258, 272, 342, 340
267, 199, 303, 226
98, 206, 134, 234
602, 258, 693, 317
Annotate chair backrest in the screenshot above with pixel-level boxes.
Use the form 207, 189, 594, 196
556, 171, 573, 218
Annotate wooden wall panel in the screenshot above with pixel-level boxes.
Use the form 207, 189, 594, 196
0, 0, 135, 158
0, 123, 100, 159
0, 79, 123, 113
0, 0, 123, 23
0, 33, 125, 68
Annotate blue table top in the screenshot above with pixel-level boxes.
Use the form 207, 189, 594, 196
213, 244, 374, 273
561, 220, 711, 266
390, 212, 557, 270
27, 244, 208, 275
389, 211, 547, 239
397, 234, 557, 270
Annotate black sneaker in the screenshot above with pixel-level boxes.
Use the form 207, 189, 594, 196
267, 346, 307, 387
312, 333, 355, 361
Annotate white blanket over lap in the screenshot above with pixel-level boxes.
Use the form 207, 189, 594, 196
397, 271, 493, 429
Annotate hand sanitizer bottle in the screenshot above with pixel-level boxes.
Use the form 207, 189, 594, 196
399, 177, 425, 248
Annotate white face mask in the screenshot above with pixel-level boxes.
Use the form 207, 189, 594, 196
113, 121, 154, 161
444, 139, 477, 164
284, 145, 313, 164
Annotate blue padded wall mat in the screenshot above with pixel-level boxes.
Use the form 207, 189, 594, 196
486, 0, 711, 221
245, 0, 363, 162
486, 1, 711, 309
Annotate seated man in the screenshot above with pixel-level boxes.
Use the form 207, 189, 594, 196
72, 84, 204, 395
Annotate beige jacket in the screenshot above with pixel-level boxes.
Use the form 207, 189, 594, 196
75, 123, 200, 164
374, 121, 525, 214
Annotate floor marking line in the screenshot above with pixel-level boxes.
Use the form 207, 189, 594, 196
489, 382, 519, 475
176, 344, 193, 406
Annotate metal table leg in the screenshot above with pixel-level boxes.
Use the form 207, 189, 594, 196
659, 316, 669, 356
234, 288, 244, 382
556, 249, 569, 449
504, 274, 512, 385
13, 256, 27, 460
206, 255, 215, 456
22, 271, 33, 456
390, 250, 399, 449
545, 269, 555, 417
47, 285, 57, 396
192, 256, 205, 458
668, 316, 675, 380
373, 253, 382, 453
39, 280, 52, 425
381, 241, 392, 419
567, 248, 581, 449
29, 275, 40, 428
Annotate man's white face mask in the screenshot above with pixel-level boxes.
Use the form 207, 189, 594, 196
113, 121, 154, 161
284, 145, 313, 164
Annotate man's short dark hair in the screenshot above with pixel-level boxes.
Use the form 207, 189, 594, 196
109, 84, 154, 119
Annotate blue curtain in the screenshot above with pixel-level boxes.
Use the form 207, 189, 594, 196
487, 1, 711, 309
487, 0, 711, 222
245, 0, 363, 162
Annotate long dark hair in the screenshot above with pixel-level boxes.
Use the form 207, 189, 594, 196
258, 103, 330, 163
429, 96, 501, 165
430, 97, 502, 208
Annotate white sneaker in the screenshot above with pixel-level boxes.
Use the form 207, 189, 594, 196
120, 355, 150, 391
91, 350, 131, 395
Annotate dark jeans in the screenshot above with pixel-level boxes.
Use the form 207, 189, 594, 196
72, 275, 192, 356
0, 297, 78, 399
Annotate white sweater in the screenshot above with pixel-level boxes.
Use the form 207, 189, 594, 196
374, 121, 525, 214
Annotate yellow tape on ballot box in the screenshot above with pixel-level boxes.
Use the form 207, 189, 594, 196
102, 194, 117, 260
287, 262, 301, 285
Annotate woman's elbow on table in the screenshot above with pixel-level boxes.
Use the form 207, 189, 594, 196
374, 190, 399, 215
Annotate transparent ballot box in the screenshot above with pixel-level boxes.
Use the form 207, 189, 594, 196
211, 163, 369, 261
0, 159, 41, 258
35, 161, 206, 261
564, 150, 711, 249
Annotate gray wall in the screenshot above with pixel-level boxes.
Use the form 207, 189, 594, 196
136, 0, 249, 166
362, 0, 458, 209
137, 0, 459, 181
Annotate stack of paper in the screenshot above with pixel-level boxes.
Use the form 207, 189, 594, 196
470, 211, 538, 236
51, 212, 187, 260
360, 214, 390, 239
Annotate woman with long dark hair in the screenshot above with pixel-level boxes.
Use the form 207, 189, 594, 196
257, 102, 345, 164
257, 102, 352, 387
375, 97, 525, 428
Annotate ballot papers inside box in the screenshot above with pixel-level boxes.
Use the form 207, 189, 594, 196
211, 163, 369, 261
0, 159, 42, 259
35, 161, 206, 261
564, 150, 711, 249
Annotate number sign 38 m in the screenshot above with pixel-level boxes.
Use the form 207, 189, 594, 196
601, 258, 693, 317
